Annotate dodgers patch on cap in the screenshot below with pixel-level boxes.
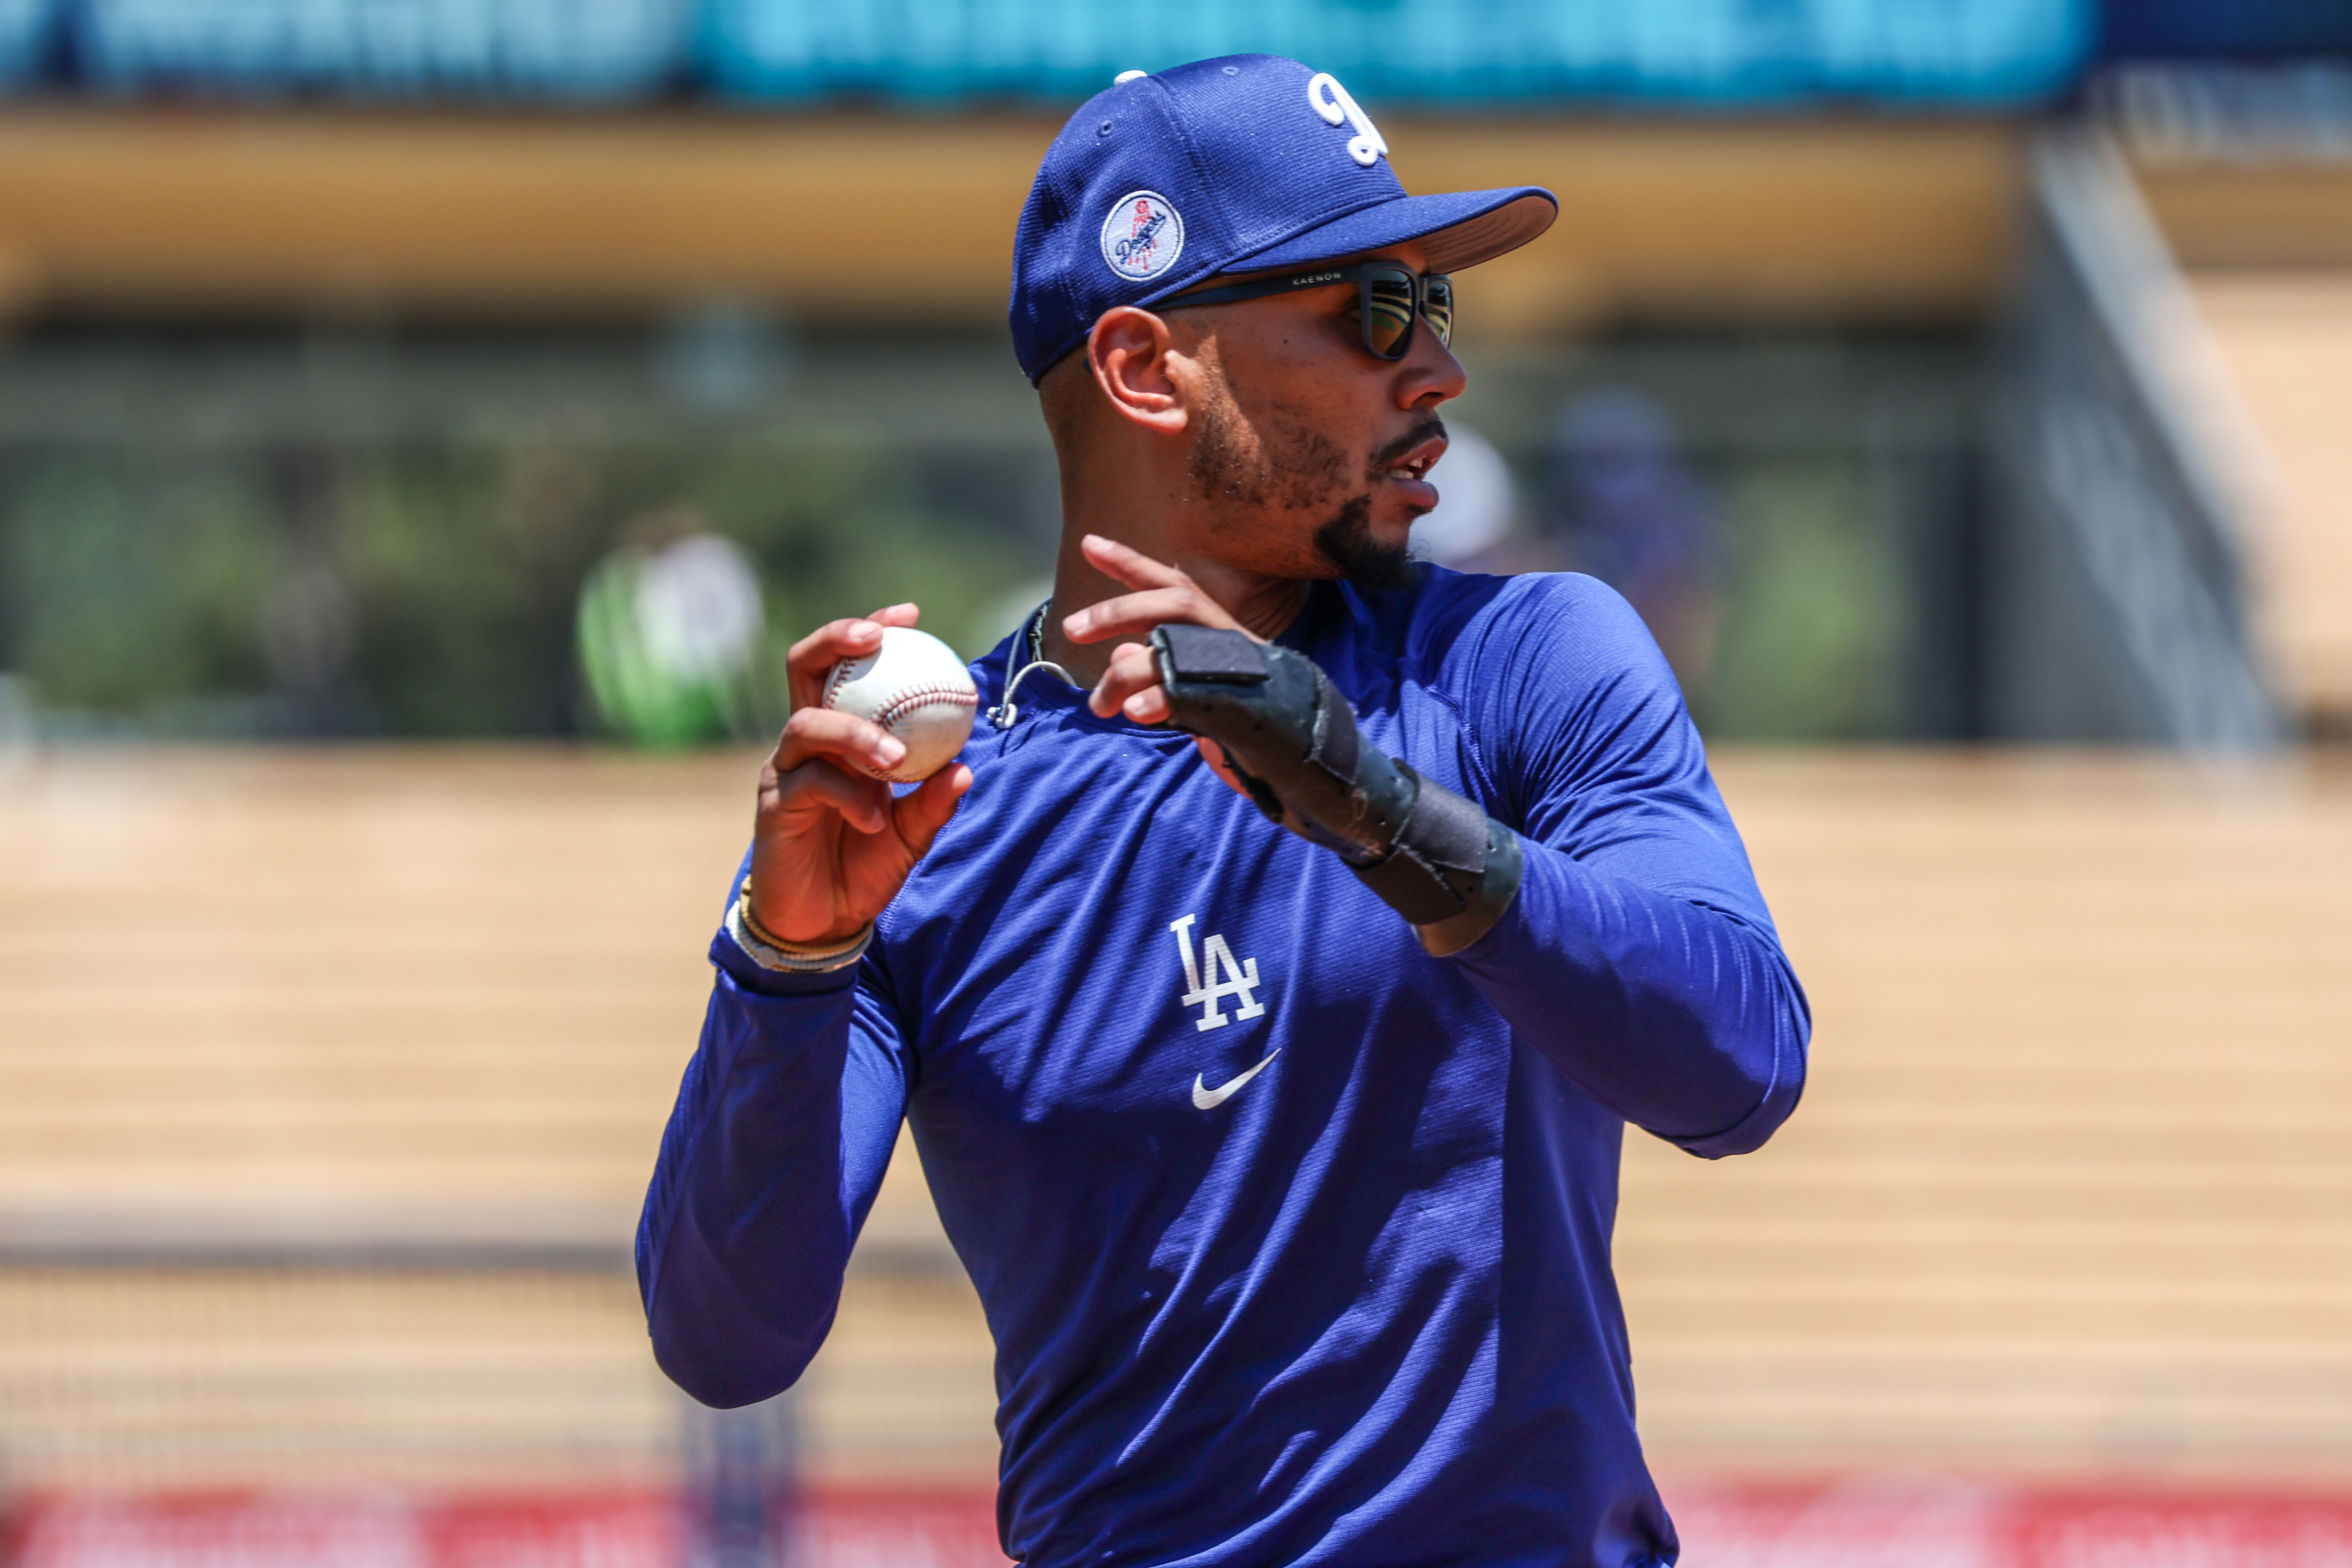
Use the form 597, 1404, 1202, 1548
1007, 55, 1558, 385
1100, 191, 1184, 282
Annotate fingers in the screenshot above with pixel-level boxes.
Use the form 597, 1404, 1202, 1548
1089, 640, 1172, 723
1080, 533, 1190, 592
787, 616, 886, 710
776, 705, 906, 781
784, 604, 920, 710
771, 755, 894, 836
1065, 536, 1253, 648
1066, 586, 1236, 647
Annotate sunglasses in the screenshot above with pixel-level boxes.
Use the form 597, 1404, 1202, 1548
1164, 261, 1454, 362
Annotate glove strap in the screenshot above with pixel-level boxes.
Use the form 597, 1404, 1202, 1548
1349, 765, 1522, 934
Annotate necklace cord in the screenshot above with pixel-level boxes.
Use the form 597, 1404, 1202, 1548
986, 602, 1077, 730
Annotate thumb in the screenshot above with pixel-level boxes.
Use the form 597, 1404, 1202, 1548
893, 764, 973, 858
1195, 736, 1252, 799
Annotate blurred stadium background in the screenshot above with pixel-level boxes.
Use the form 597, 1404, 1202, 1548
2, 1, 2351, 1563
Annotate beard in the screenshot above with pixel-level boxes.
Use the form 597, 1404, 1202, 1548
1187, 374, 1432, 594
1313, 495, 1418, 593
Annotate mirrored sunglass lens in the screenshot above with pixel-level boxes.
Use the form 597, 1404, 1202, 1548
1366, 270, 1417, 357
1423, 276, 1454, 345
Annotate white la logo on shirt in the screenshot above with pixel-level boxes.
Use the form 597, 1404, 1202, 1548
1168, 914, 1266, 1032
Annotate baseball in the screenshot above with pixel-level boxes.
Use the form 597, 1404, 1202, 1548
822, 626, 979, 783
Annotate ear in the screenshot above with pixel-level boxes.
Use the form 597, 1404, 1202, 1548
1087, 307, 1191, 437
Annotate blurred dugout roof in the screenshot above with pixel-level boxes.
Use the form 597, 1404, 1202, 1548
0, 0, 2102, 331
3, 0, 2337, 337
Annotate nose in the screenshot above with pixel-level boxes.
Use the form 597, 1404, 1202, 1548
1396, 320, 1466, 411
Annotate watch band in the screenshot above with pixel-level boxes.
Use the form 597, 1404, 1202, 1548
727, 881, 873, 975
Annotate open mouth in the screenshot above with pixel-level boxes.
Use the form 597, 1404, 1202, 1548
1381, 433, 1448, 508
1381, 430, 1448, 483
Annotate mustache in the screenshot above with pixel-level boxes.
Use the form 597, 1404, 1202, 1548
1367, 417, 1447, 477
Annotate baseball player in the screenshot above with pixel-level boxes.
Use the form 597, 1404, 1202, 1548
640, 55, 1809, 1568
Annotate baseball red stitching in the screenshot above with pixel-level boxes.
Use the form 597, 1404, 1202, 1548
872, 683, 979, 731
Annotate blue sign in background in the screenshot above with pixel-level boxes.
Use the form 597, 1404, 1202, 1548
0, 0, 2141, 105
69, 0, 692, 97
704, 0, 2093, 106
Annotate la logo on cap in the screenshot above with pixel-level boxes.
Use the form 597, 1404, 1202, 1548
1308, 72, 1387, 167
1100, 190, 1184, 281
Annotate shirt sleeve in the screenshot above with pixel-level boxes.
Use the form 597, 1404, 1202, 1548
634, 852, 912, 1407
1435, 573, 1811, 1158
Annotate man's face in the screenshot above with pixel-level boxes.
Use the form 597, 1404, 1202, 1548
1170, 243, 1466, 592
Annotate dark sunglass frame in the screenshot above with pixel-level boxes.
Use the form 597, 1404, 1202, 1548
1164, 262, 1453, 361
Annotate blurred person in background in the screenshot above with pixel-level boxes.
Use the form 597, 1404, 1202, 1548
1543, 390, 1726, 707
577, 507, 770, 748
1407, 422, 1519, 570
639, 55, 1809, 1568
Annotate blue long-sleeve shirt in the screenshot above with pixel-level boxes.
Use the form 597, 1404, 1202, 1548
638, 568, 1809, 1568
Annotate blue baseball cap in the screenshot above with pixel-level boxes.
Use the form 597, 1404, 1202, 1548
1009, 55, 1557, 385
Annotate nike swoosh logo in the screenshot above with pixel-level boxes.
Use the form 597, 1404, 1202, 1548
1192, 1049, 1281, 1111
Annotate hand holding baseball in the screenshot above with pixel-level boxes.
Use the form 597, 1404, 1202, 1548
749, 604, 975, 947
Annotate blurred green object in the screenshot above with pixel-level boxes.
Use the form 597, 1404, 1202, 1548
576, 529, 767, 750
331, 438, 1027, 738
0, 429, 1037, 738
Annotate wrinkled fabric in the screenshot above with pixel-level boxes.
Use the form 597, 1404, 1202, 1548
639, 568, 1809, 1568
